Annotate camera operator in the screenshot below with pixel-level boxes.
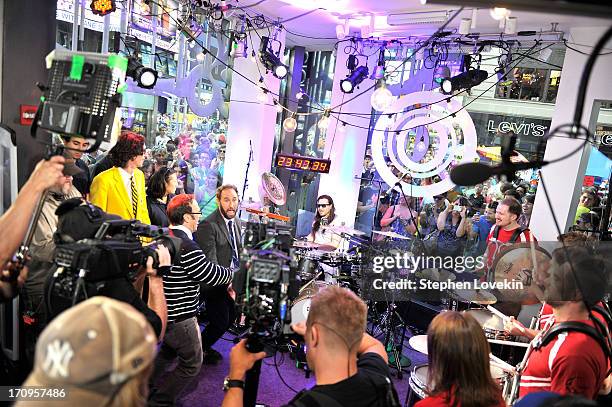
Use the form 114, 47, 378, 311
0, 156, 66, 302
221, 286, 400, 407
149, 193, 233, 407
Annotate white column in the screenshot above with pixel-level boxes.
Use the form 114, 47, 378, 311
224, 31, 285, 205
317, 45, 378, 228
530, 26, 612, 241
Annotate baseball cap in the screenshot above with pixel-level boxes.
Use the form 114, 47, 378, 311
18, 297, 157, 406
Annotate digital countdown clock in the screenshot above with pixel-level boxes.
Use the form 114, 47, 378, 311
274, 153, 331, 174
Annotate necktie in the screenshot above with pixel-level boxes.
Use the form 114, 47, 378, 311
228, 220, 239, 268
130, 176, 138, 218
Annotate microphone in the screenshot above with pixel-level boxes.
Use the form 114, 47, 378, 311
450, 160, 548, 186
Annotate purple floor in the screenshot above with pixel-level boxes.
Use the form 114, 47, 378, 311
174, 327, 427, 407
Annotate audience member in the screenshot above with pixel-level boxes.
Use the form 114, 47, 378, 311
61, 135, 91, 197
90, 131, 151, 224
16, 297, 157, 407
146, 166, 178, 227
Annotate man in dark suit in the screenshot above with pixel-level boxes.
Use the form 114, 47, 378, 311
194, 184, 241, 364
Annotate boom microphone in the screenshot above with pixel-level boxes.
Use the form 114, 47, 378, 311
450, 160, 548, 186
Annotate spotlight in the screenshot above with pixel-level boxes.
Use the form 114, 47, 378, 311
127, 56, 158, 89
440, 69, 488, 95
259, 36, 288, 79
340, 65, 369, 94
433, 65, 450, 84
490, 7, 511, 21
371, 46, 386, 80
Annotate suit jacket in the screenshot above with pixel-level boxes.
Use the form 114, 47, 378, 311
90, 167, 151, 224
194, 209, 242, 268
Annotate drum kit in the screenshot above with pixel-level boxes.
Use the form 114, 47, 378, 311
405, 299, 534, 406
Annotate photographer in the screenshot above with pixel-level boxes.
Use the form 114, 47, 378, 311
222, 286, 400, 407
149, 194, 233, 406
0, 156, 66, 302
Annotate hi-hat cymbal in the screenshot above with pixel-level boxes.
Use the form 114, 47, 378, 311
451, 289, 497, 305
372, 230, 411, 240
324, 225, 367, 236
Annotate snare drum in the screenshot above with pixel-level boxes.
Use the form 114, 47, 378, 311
290, 281, 330, 325
406, 364, 509, 406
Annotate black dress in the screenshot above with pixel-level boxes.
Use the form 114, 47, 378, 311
147, 196, 170, 227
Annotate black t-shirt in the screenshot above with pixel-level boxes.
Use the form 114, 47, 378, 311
283, 353, 393, 407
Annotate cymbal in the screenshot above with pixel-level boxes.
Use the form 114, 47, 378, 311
292, 241, 336, 252
451, 289, 497, 305
415, 268, 456, 282
409, 335, 428, 355
372, 230, 411, 240
324, 225, 367, 236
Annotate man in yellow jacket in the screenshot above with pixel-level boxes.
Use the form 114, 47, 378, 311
90, 131, 151, 224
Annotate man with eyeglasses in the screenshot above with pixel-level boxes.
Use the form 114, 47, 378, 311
195, 184, 242, 365
149, 193, 233, 406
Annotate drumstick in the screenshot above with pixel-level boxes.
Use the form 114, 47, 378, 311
487, 305, 526, 333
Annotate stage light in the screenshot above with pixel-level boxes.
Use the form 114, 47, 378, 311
371, 82, 394, 112
504, 17, 518, 35
283, 116, 297, 132
340, 66, 369, 94
336, 24, 346, 40
433, 65, 450, 84
459, 18, 471, 35
440, 69, 488, 95
260, 36, 289, 79
371, 47, 386, 80
90, 0, 116, 16
127, 57, 158, 89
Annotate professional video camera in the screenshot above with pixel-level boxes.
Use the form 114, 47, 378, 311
233, 221, 301, 352
46, 199, 181, 317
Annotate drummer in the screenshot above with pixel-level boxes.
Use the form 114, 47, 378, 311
307, 194, 343, 249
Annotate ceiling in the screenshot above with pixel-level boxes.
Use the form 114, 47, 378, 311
233, 0, 612, 49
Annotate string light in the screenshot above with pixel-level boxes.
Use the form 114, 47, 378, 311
371, 81, 394, 112
283, 115, 297, 132
257, 87, 269, 104
317, 110, 331, 130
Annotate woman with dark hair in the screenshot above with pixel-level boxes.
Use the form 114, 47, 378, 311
140, 159, 154, 185
415, 311, 505, 407
146, 166, 178, 227
307, 195, 342, 248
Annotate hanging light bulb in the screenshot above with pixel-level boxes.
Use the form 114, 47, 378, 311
371, 81, 394, 112
275, 102, 283, 113
283, 116, 297, 132
490, 7, 510, 21
318, 111, 331, 130
257, 88, 269, 104
250, 50, 257, 63
196, 52, 206, 62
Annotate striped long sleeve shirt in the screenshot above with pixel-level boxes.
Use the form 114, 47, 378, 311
164, 228, 232, 322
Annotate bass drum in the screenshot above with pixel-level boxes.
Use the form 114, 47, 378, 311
405, 364, 509, 407
290, 281, 330, 325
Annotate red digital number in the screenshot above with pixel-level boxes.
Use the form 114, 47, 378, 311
277, 156, 285, 166
295, 159, 303, 168
319, 162, 328, 172
302, 160, 310, 169
285, 157, 293, 167
312, 161, 320, 171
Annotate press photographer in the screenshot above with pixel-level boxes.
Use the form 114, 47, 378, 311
45, 199, 176, 341
222, 286, 400, 407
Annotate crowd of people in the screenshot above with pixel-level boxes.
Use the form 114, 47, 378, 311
0, 129, 610, 407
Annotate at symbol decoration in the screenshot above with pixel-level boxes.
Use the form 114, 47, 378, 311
371, 91, 479, 198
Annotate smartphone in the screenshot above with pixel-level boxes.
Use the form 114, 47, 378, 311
453, 205, 462, 212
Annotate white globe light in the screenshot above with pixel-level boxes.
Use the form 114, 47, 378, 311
257, 90, 269, 104
274, 64, 288, 79
283, 117, 297, 132
318, 115, 330, 130
441, 79, 453, 94
196, 52, 206, 62
370, 86, 394, 112
276, 103, 283, 113
490, 7, 510, 20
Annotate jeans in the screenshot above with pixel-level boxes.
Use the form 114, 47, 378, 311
149, 317, 202, 406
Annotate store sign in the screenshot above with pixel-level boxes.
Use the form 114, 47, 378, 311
20, 105, 38, 126
596, 125, 612, 146
130, 0, 178, 39
56, 0, 122, 32
485, 117, 549, 137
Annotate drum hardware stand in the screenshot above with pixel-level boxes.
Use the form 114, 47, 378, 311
377, 299, 411, 379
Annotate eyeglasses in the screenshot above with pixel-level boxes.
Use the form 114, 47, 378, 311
317, 204, 331, 208
187, 212, 202, 215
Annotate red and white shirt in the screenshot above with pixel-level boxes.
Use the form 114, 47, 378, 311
519, 319, 608, 399
484, 226, 536, 276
